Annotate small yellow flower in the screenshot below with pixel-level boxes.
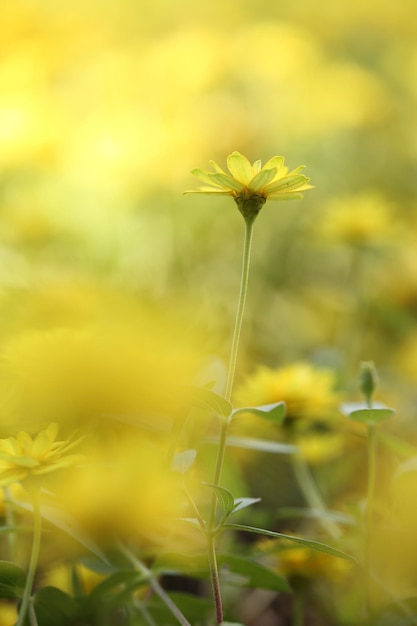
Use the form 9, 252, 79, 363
185, 151, 313, 219
0, 423, 84, 487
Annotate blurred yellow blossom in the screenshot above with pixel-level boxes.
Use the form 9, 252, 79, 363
0, 423, 84, 487
0, 601, 17, 626
233, 363, 345, 463
55, 435, 202, 552
257, 536, 353, 583
0, 284, 203, 435
320, 193, 395, 247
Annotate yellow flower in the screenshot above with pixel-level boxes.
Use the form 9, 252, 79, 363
185, 151, 313, 219
232, 363, 345, 464
0, 423, 84, 487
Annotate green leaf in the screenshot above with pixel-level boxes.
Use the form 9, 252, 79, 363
232, 497, 261, 515
190, 386, 232, 419
27, 587, 78, 626
86, 569, 146, 611
171, 449, 197, 474
224, 524, 357, 562
203, 483, 235, 522
232, 401, 286, 423
223, 436, 297, 455
348, 408, 395, 425
219, 553, 290, 592
147, 591, 212, 624
0, 561, 26, 599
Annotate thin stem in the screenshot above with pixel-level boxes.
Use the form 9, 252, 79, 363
205, 216, 256, 624
118, 542, 192, 626
207, 532, 223, 625
291, 455, 342, 540
16, 490, 41, 626
3, 486, 17, 562
364, 422, 377, 616
224, 217, 255, 402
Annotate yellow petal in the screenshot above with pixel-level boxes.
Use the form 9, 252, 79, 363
227, 152, 254, 185
249, 168, 277, 192
209, 172, 245, 192
263, 156, 285, 174
191, 168, 223, 187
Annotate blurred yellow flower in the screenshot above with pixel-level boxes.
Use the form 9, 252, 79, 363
257, 536, 352, 583
235, 363, 339, 420
185, 152, 312, 218
320, 193, 395, 247
233, 363, 345, 463
0, 285, 203, 435
0, 423, 84, 487
56, 435, 201, 552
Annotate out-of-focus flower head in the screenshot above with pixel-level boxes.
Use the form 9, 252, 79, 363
185, 151, 312, 219
57, 434, 204, 553
0, 283, 204, 435
0, 423, 84, 487
233, 363, 344, 463
256, 536, 352, 584
319, 192, 395, 247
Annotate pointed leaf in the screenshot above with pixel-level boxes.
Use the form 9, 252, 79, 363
30, 587, 78, 626
224, 524, 357, 561
348, 408, 395, 425
232, 401, 286, 423
224, 436, 297, 455
204, 483, 235, 521
232, 497, 261, 515
219, 553, 290, 592
0, 561, 26, 599
340, 401, 389, 415
190, 386, 232, 419
171, 449, 197, 474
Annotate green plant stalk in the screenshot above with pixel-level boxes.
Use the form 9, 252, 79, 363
225, 217, 255, 402
16, 489, 41, 626
291, 455, 342, 540
364, 421, 377, 617
3, 486, 17, 562
207, 531, 223, 625
118, 543, 192, 626
207, 216, 256, 624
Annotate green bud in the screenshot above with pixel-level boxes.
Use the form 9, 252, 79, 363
234, 194, 266, 221
359, 361, 378, 407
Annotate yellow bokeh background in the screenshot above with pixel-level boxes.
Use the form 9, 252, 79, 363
1, 1, 417, 622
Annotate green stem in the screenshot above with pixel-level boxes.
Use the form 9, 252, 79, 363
293, 588, 305, 626
3, 486, 17, 562
16, 490, 41, 626
118, 543, 192, 626
364, 422, 377, 616
291, 455, 341, 540
225, 217, 255, 402
207, 532, 223, 625
206, 216, 256, 624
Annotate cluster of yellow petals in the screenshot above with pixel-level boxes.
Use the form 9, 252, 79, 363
0, 423, 84, 487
